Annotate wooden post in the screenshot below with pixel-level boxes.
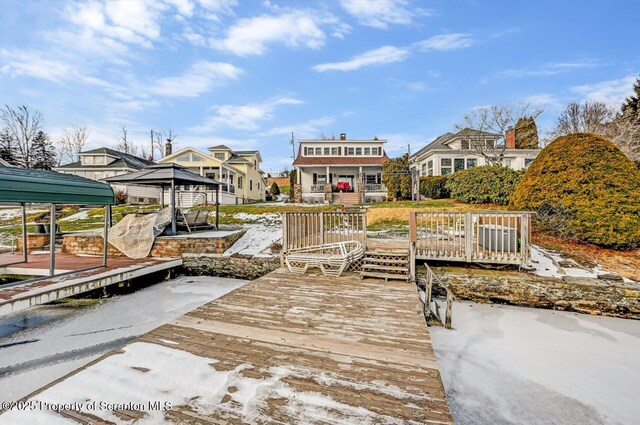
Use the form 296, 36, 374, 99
409, 211, 417, 243
445, 289, 453, 329
103, 204, 111, 267
320, 212, 324, 245
21, 203, 27, 264
464, 212, 473, 262
49, 203, 56, 276
409, 241, 416, 282
215, 186, 220, 230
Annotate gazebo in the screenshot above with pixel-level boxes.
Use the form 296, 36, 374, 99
0, 166, 115, 277
104, 163, 222, 235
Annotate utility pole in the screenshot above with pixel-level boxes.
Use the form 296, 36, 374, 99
150, 129, 154, 161
290, 132, 295, 158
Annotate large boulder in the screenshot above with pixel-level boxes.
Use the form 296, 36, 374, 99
511, 133, 640, 249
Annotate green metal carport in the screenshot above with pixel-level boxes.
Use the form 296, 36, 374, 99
0, 166, 115, 277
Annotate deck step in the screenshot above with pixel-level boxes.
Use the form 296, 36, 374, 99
362, 264, 408, 272
363, 258, 408, 265
360, 271, 410, 281
364, 251, 409, 257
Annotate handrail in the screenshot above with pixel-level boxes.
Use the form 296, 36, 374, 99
417, 262, 454, 329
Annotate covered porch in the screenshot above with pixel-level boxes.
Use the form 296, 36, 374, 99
297, 166, 387, 203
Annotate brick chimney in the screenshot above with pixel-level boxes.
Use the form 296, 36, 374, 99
340, 133, 347, 140
505, 127, 515, 149
165, 139, 172, 156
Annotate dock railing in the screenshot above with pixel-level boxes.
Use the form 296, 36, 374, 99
418, 263, 454, 329
410, 211, 533, 266
282, 211, 367, 253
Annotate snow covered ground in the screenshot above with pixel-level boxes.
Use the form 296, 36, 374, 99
0, 276, 247, 402
430, 301, 640, 425
222, 212, 282, 257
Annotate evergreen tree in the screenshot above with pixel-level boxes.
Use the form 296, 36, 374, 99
514, 117, 539, 149
30, 130, 56, 170
0, 128, 17, 165
621, 75, 640, 122
382, 154, 412, 200
270, 181, 281, 196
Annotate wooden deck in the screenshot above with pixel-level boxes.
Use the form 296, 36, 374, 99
2, 270, 453, 424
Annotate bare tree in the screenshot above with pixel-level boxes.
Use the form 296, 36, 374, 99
551, 101, 640, 161
113, 124, 138, 155
151, 128, 177, 159
58, 125, 90, 165
0, 105, 44, 168
457, 102, 543, 165
319, 133, 337, 140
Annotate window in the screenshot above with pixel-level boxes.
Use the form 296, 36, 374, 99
503, 159, 512, 167
258, 182, 260, 190
461, 140, 470, 150
355, 147, 362, 155
324, 147, 330, 155
421, 163, 427, 174
315, 174, 327, 184
364, 147, 371, 155
315, 147, 321, 155
427, 160, 434, 176
525, 158, 534, 168
192, 154, 204, 161
365, 173, 381, 184
238, 176, 243, 188
485, 140, 495, 149
94, 171, 104, 180
466, 158, 477, 168
454, 158, 465, 172
347, 147, 355, 155
331, 147, 338, 155
177, 154, 190, 161
229, 175, 234, 184
441, 158, 452, 175
83, 156, 94, 165
214, 152, 225, 160
250, 180, 253, 190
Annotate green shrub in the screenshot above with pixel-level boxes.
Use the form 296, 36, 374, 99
511, 133, 640, 249
419, 176, 450, 199
445, 166, 523, 204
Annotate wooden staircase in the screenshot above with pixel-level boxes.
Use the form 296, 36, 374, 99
334, 192, 360, 205
360, 249, 410, 281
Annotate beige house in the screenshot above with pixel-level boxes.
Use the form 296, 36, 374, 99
158, 145, 266, 204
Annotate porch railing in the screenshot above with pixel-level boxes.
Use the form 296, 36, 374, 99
364, 183, 386, 193
282, 211, 367, 252
409, 211, 532, 266
309, 184, 325, 193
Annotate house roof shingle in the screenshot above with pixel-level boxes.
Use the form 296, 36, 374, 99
57, 148, 154, 170
411, 128, 501, 159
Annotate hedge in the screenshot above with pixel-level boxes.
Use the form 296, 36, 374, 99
419, 176, 450, 199
511, 133, 640, 249
445, 165, 523, 205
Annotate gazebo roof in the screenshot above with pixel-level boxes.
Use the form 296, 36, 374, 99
103, 163, 222, 187
0, 166, 115, 205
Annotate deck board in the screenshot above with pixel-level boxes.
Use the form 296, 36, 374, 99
1, 270, 453, 424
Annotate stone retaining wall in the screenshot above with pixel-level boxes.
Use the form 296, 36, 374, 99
63, 231, 245, 257
17, 234, 51, 253
427, 266, 640, 319
182, 254, 280, 280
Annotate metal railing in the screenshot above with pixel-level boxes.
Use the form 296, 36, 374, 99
282, 211, 366, 252
364, 183, 386, 193
409, 211, 532, 266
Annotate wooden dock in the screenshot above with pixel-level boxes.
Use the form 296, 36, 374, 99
2, 270, 453, 424
0, 253, 182, 315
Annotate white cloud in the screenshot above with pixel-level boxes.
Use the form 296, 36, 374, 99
193, 97, 304, 131
572, 75, 638, 107
0, 49, 112, 88
413, 33, 474, 51
166, 0, 195, 17
340, 0, 428, 29
313, 46, 410, 72
501, 61, 598, 77
313, 33, 473, 72
378, 132, 425, 155
263, 116, 336, 138
147, 61, 242, 97
211, 10, 345, 56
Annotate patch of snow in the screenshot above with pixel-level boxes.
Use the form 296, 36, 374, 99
0, 276, 247, 402
430, 301, 640, 425
223, 224, 281, 257
170, 230, 240, 239
0, 207, 48, 221
233, 212, 281, 225
530, 245, 604, 279
1, 343, 409, 424
59, 211, 89, 222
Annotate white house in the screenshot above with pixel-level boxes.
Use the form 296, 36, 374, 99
292, 133, 388, 203
410, 128, 540, 177
54, 148, 158, 204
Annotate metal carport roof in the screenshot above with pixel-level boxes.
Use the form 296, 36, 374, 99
0, 166, 115, 205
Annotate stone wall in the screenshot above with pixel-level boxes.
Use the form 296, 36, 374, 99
17, 234, 51, 253
63, 230, 245, 258
182, 254, 280, 280
427, 266, 640, 319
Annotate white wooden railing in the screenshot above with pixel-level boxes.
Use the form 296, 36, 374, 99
282, 211, 366, 252
364, 183, 386, 193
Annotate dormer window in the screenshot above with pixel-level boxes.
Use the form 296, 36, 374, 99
347, 147, 354, 155
324, 147, 330, 155
214, 152, 225, 160
485, 140, 495, 149
315, 147, 321, 155
461, 140, 470, 150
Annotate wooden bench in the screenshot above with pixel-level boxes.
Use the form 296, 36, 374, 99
284, 241, 364, 277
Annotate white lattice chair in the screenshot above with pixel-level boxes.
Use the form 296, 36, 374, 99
284, 240, 364, 277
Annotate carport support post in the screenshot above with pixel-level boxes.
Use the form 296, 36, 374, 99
49, 203, 56, 276
215, 186, 219, 229
171, 179, 176, 235
160, 184, 165, 207
21, 203, 28, 263
103, 204, 111, 267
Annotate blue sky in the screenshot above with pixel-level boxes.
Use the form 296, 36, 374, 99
1, 0, 639, 173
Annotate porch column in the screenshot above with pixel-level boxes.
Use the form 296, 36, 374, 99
296, 167, 301, 184
199, 166, 203, 176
